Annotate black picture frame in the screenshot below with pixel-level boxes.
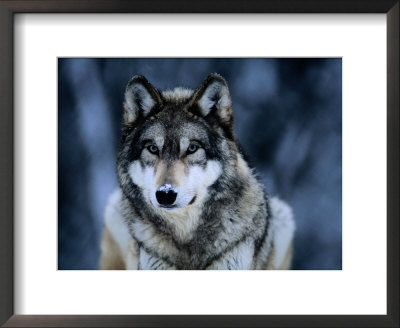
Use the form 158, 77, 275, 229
0, 1, 398, 327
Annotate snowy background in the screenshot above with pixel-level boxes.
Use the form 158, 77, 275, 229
58, 58, 342, 270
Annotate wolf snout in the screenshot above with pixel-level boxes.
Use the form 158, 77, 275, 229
156, 184, 177, 207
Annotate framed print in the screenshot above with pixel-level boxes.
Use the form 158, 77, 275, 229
0, 1, 398, 327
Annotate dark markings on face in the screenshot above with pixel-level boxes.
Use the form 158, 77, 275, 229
119, 103, 227, 169
187, 103, 234, 141
161, 137, 179, 162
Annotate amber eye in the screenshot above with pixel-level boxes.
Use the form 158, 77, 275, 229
187, 144, 199, 155
147, 145, 159, 154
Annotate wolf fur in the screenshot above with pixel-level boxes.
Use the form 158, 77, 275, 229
100, 74, 295, 270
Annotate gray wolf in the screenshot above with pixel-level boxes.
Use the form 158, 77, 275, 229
100, 73, 295, 270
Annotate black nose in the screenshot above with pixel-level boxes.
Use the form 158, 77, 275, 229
156, 189, 177, 206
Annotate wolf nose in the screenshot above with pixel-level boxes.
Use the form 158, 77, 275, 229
156, 185, 177, 206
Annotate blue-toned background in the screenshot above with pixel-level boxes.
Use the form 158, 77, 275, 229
58, 58, 342, 270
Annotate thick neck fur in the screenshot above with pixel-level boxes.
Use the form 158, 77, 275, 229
152, 203, 203, 242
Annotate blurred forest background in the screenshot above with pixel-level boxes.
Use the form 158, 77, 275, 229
58, 58, 342, 270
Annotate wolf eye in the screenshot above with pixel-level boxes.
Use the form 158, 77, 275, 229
147, 145, 159, 154
187, 144, 199, 155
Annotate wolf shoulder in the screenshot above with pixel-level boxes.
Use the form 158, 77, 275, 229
264, 196, 295, 270
100, 189, 134, 269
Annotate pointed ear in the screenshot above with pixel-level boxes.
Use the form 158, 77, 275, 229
189, 73, 232, 125
123, 75, 162, 124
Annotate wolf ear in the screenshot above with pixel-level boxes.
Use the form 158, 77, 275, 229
123, 75, 162, 124
190, 73, 232, 125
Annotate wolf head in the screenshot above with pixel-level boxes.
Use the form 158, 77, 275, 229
117, 74, 241, 213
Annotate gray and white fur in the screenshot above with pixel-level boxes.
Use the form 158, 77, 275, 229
100, 74, 295, 270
